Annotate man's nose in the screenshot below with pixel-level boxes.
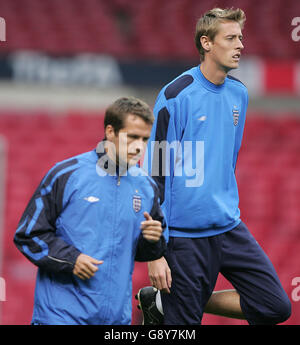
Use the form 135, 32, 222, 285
135, 139, 145, 152
130, 139, 144, 153
238, 40, 244, 50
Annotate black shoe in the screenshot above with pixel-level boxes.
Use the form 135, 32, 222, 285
135, 286, 164, 325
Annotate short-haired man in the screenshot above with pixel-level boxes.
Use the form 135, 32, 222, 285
137, 8, 291, 325
14, 97, 166, 325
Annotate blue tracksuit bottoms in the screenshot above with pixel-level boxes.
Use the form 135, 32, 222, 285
161, 221, 291, 325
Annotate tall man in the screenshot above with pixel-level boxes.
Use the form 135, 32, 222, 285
138, 8, 291, 325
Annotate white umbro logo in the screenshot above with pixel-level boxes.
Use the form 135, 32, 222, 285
198, 115, 206, 121
84, 196, 100, 203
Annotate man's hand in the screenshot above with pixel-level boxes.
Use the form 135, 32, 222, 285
148, 256, 172, 293
140, 212, 163, 243
73, 253, 103, 280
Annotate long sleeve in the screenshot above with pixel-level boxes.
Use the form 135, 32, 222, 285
14, 159, 82, 273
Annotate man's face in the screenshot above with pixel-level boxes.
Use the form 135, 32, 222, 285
105, 114, 152, 167
206, 20, 244, 72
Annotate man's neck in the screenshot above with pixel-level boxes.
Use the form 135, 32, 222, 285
200, 60, 229, 85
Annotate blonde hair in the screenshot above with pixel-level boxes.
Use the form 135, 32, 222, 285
194, 8, 246, 61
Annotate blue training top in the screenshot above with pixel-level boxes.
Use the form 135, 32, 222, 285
144, 65, 249, 238
14, 148, 166, 325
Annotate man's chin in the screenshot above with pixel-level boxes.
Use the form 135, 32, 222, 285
118, 156, 139, 169
227, 61, 240, 71
128, 157, 140, 167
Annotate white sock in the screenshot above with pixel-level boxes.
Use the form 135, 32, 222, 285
155, 290, 164, 315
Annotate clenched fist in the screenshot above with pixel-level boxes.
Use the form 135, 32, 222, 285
73, 253, 103, 280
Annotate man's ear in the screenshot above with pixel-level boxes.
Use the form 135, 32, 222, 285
105, 125, 116, 141
200, 35, 212, 53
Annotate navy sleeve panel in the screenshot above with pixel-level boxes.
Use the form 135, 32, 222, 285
154, 107, 171, 142
134, 234, 166, 262
152, 107, 171, 204
14, 160, 81, 273
41, 159, 78, 189
135, 177, 167, 262
227, 74, 246, 87
147, 177, 166, 229
164, 74, 194, 100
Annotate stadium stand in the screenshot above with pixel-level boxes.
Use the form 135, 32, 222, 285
0, 0, 299, 59
0, 111, 299, 324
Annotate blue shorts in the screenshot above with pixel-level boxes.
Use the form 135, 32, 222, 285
161, 221, 291, 325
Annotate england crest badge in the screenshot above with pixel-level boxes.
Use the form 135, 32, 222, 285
232, 106, 239, 126
133, 195, 142, 212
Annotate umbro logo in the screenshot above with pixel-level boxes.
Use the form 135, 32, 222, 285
84, 196, 100, 203
197, 115, 206, 121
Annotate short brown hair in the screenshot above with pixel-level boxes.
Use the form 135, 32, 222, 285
195, 8, 246, 62
104, 96, 154, 134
